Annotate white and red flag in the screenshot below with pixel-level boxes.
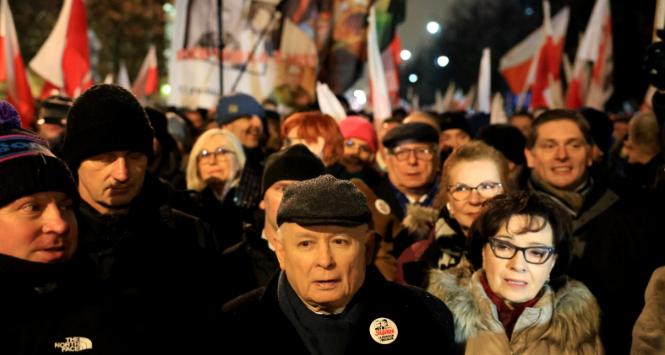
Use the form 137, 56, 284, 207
0, 0, 34, 126
29, 0, 92, 98
367, 5, 391, 125
132, 45, 158, 100
566, 0, 613, 110
530, 1, 568, 108
499, 3, 569, 102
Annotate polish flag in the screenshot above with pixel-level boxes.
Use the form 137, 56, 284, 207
117, 61, 130, 90
530, 1, 568, 108
132, 45, 158, 99
499, 4, 569, 96
367, 5, 391, 125
476, 47, 491, 113
566, 0, 613, 110
0, 0, 34, 127
29, 0, 92, 98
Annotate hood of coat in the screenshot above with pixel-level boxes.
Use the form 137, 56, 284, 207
427, 269, 601, 349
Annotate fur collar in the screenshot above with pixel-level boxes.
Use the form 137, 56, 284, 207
427, 269, 601, 349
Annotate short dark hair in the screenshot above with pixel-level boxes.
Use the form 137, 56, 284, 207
467, 191, 571, 279
526, 109, 594, 149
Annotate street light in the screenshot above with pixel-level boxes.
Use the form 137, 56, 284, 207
408, 74, 418, 83
400, 49, 412, 61
437, 55, 450, 68
353, 89, 367, 105
426, 21, 441, 35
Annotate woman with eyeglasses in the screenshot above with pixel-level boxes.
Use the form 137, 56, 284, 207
428, 191, 603, 354
397, 141, 511, 286
186, 128, 247, 250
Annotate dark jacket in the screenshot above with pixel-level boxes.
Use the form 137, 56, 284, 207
529, 178, 662, 355
0, 254, 126, 355
74, 174, 224, 353
220, 220, 279, 303
222, 268, 456, 354
193, 185, 247, 251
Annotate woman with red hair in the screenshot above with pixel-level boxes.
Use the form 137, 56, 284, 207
281, 111, 344, 167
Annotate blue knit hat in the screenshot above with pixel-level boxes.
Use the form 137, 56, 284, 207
216, 93, 266, 125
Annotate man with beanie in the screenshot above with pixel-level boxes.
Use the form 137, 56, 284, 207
222, 174, 455, 353
437, 111, 471, 153
0, 100, 137, 354
221, 144, 325, 303
217, 92, 266, 211
330, 115, 383, 188
61, 84, 223, 354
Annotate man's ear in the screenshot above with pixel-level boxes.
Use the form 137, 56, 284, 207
259, 199, 266, 210
524, 147, 535, 168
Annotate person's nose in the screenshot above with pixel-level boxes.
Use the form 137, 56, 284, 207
555, 144, 569, 161
111, 157, 129, 182
468, 188, 483, 205
250, 116, 263, 131
42, 202, 70, 235
316, 243, 336, 269
407, 150, 418, 164
507, 250, 528, 272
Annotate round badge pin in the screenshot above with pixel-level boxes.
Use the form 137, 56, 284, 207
374, 199, 391, 216
369, 317, 398, 345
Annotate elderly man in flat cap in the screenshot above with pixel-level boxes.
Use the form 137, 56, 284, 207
222, 175, 455, 354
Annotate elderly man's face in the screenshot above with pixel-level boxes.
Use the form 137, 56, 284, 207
386, 142, 438, 193
224, 115, 263, 149
525, 120, 592, 190
275, 223, 368, 314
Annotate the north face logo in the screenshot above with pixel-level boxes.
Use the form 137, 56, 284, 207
54, 337, 93, 352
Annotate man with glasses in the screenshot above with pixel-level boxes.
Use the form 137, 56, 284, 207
524, 109, 660, 354
376, 122, 440, 221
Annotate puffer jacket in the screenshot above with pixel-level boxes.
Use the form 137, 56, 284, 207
428, 269, 604, 355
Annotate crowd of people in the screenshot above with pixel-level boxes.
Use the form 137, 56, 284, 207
1, 81, 664, 354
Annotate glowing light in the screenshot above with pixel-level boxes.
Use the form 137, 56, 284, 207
400, 49, 412, 61
437, 55, 450, 68
163, 3, 174, 13
160, 84, 172, 96
408, 74, 418, 83
353, 89, 367, 105
426, 21, 441, 34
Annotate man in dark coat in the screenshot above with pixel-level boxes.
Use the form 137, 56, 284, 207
61, 84, 223, 354
524, 109, 663, 355
222, 175, 455, 354
221, 144, 325, 302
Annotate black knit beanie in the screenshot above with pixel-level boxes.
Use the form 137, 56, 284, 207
277, 174, 371, 227
261, 144, 325, 196
477, 124, 526, 165
0, 101, 77, 207
62, 84, 154, 169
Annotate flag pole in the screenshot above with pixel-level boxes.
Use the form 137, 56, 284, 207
217, 0, 224, 96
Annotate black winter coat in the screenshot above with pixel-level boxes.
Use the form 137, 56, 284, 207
222, 268, 456, 354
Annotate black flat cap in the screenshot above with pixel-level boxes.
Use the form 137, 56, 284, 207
381, 122, 439, 149
277, 174, 371, 227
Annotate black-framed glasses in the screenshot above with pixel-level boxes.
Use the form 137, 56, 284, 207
197, 147, 235, 164
389, 146, 435, 161
447, 181, 503, 201
488, 237, 556, 265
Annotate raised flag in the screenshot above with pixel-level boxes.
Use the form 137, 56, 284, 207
499, 5, 569, 95
117, 61, 130, 90
132, 45, 158, 100
476, 47, 491, 113
530, 1, 568, 108
0, 0, 34, 126
367, 5, 391, 124
29, 0, 92, 98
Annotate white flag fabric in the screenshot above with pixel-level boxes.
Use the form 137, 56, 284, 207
29, 0, 91, 97
367, 5, 391, 124
117, 62, 130, 91
132, 45, 158, 99
476, 47, 491, 113
315, 81, 346, 122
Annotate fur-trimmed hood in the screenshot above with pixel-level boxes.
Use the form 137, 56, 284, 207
427, 269, 602, 351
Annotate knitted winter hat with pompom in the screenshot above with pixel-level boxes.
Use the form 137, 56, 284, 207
0, 101, 77, 207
